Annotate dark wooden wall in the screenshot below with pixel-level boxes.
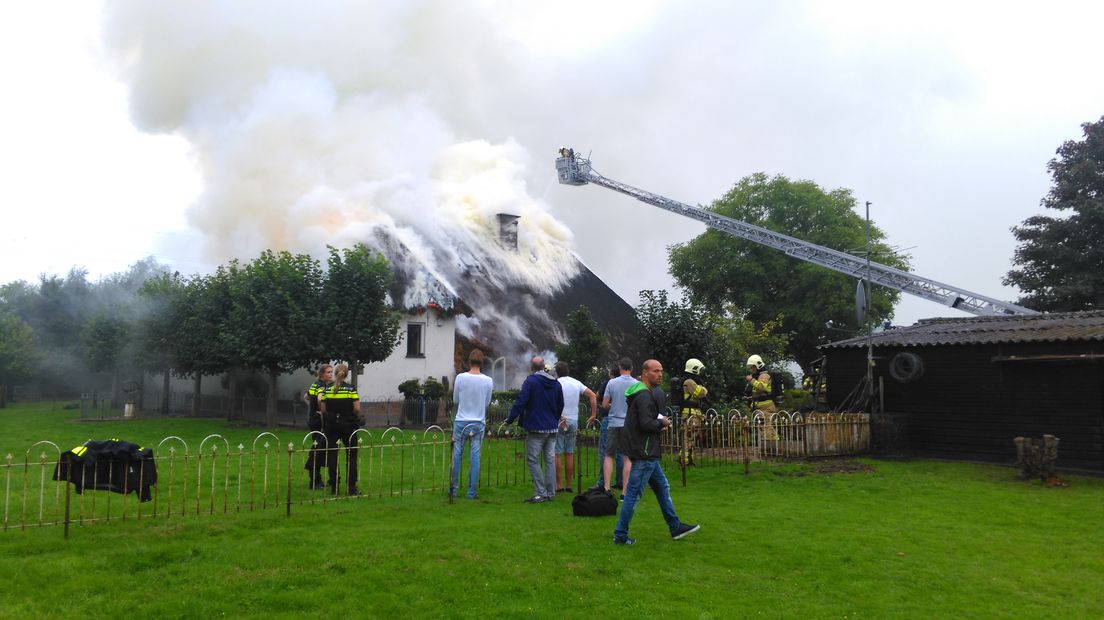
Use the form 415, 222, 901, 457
824, 342, 1104, 471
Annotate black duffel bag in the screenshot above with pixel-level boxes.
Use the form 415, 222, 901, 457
571, 487, 617, 517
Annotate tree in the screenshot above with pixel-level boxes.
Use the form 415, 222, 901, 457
33, 269, 93, 351
136, 271, 186, 415
707, 308, 790, 406
173, 268, 239, 417
634, 290, 713, 378
81, 311, 131, 405
554, 305, 609, 381
634, 291, 789, 404
0, 314, 40, 407
230, 251, 323, 426
1005, 116, 1104, 311
322, 244, 402, 382
20, 270, 94, 383
668, 173, 906, 372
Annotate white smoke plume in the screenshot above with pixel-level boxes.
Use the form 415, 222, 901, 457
101, 0, 589, 354
103, 0, 1088, 353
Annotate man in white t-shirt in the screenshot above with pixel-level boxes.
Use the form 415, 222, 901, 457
554, 361, 597, 494
451, 348, 494, 499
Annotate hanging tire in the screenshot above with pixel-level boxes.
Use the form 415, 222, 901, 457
889, 352, 924, 383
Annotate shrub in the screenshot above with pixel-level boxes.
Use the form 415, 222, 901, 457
398, 379, 421, 400
492, 389, 519, 402
782, 388, 812, 412
398, 377, 449, 400
422, 376, 446, 400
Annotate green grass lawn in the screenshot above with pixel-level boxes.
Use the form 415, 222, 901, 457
1, 402, 1102, 618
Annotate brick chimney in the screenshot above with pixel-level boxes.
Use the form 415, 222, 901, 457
496, 213, 519, 252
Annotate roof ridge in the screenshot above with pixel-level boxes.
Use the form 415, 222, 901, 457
822, 310, 1104, 349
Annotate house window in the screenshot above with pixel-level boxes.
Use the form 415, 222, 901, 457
406, 322, 425, 358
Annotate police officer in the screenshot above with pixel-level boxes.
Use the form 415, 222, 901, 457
302, 364, 333, 489
679, 358, 709, 467
319, 363, 363, 496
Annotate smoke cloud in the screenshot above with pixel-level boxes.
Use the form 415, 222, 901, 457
100, 0, 1104, 341
101, 0, 603, 354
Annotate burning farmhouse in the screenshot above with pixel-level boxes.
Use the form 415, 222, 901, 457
356, 213, 640, 398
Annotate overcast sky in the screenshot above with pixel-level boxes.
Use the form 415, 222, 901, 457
2, 1, 1101, 328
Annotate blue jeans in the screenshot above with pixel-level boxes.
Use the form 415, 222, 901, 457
525, 432, 558, 498
451, 421, 485, 498
597, 418, 609, 485
614, 459, 682, 542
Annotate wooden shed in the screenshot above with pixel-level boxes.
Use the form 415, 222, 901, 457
819, 310, 1104, 471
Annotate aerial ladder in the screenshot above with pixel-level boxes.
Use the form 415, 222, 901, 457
555, 148, 1037, 317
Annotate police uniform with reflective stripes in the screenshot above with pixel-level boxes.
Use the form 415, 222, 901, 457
304, 379, 330, 486
320, 382, 361, 494
306, 380, 328, 431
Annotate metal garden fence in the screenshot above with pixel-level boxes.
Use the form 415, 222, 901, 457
3, 408, 868, 537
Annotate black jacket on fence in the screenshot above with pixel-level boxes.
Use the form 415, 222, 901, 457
52, 439, 158, 502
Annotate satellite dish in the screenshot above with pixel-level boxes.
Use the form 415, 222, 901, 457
855, 279, 868, 326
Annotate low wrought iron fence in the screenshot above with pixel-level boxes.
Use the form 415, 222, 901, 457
2, 409, 868, 536
670, 409, 871, 465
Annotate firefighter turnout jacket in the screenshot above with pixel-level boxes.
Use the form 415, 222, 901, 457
682, 376, 708, 417
53, 438, 158, 502
748, 373, 774, 409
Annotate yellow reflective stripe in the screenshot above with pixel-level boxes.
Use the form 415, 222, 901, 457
72, 446, 87, 457
320, 385, 359, 400
751, 378, 771, 399
321, 392, 359, 400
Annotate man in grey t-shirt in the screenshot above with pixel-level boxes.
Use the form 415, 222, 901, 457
600, 357, 636, 498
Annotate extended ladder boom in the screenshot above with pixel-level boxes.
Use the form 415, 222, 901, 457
555, 148, 1037, 317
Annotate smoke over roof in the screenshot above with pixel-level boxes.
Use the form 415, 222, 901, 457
101, 1, 631, 357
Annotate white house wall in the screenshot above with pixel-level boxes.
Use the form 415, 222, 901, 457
358, 314, 457, 400
153, 315, 458, 402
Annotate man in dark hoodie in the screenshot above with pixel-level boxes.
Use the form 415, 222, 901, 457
505, 356, 565, 503
614, 359, 700, 545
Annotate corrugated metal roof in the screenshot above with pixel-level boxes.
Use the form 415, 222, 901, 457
820, 310, 1104, 349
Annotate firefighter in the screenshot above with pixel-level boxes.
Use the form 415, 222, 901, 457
743, 355, 777, 411
679, 358, 709, 467
807, 357, 828, 410
744, 354, 779, 440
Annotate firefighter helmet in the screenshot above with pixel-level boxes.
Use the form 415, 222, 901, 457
684, 358, 705, 375
746, 354, 765, 371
